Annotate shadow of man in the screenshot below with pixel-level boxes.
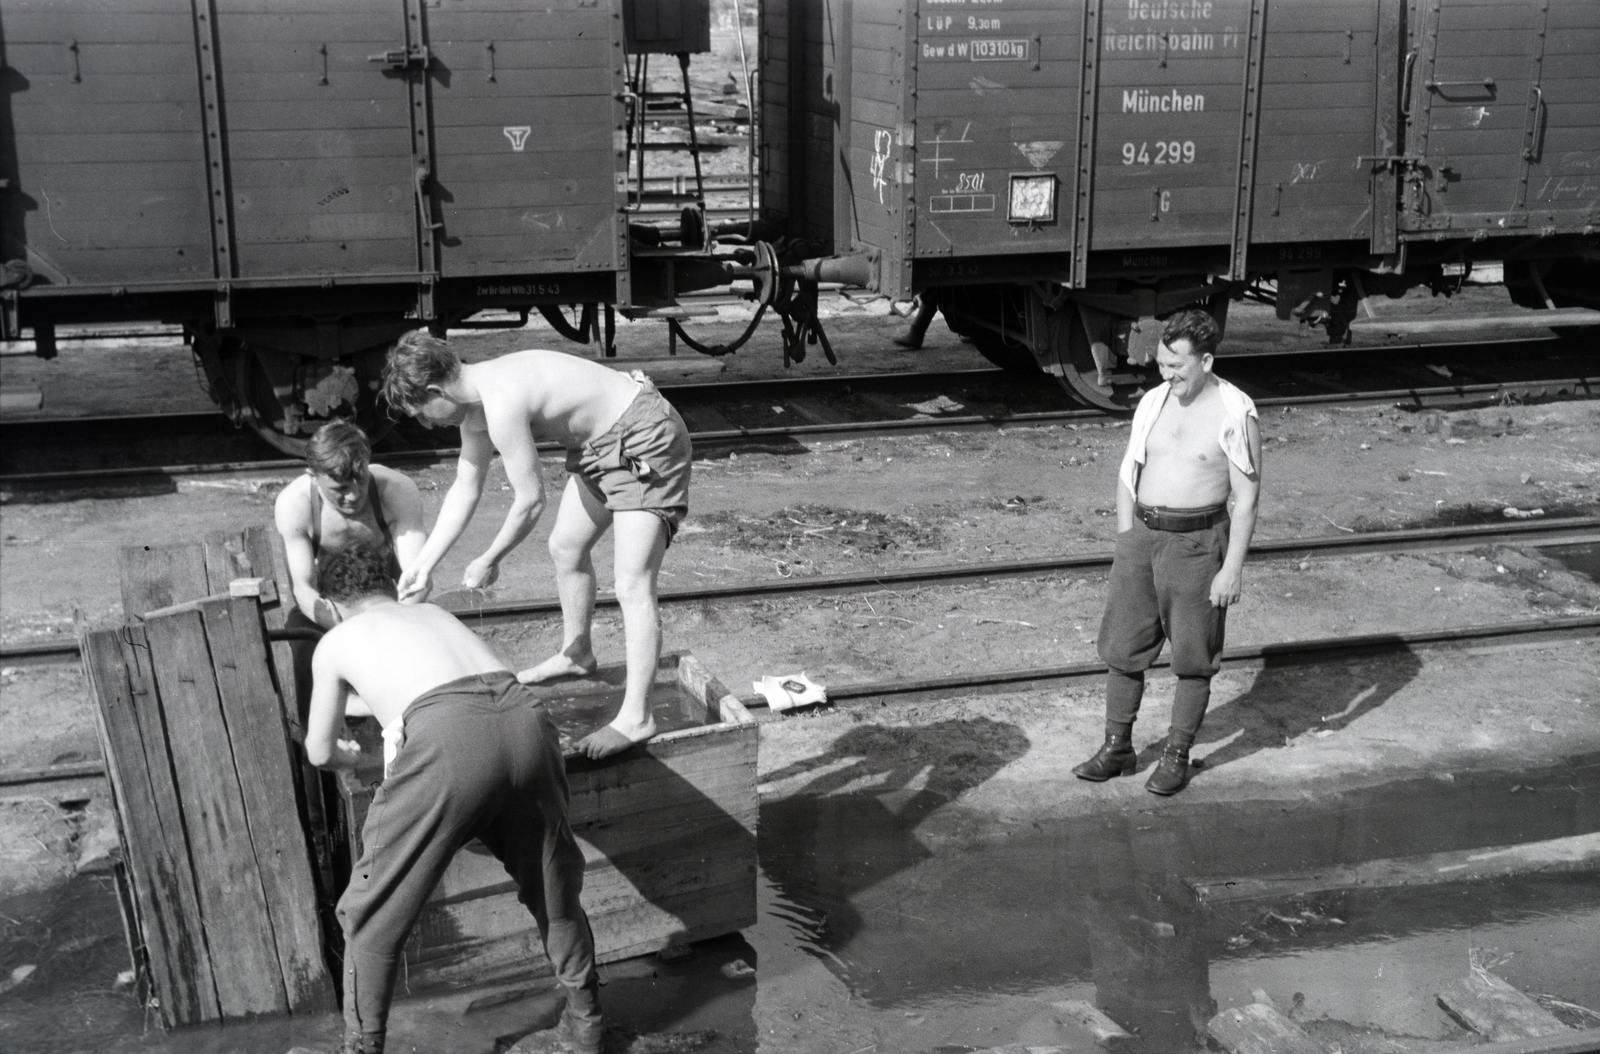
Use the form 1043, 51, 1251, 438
1170, 644, 1425, 773
756, 718, 1031, 984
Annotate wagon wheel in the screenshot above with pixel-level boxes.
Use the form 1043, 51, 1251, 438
234, 344, 394, 457
1044, 306, 1158, 412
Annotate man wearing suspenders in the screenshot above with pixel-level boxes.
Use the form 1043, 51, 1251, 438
273, 422, 427, 722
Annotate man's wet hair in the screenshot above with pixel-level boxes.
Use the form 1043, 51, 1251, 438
318, 543, 397, 603
306, 420, 371, 483
1162, 308, 1222, 359
381, 330, 460, 416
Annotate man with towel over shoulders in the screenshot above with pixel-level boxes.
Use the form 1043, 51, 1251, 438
1073, 308, 1263, 796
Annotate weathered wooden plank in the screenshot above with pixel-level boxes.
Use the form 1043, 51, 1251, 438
1432, 1030, 1600, 1054
80, 627, 220, 1027
119, 542, 209, 618
1208, 1002, 1328, 1054
1190, 832, 1600, 905
1438, 970, 1572, 1042
199, 597, 336, 1014
143, 609, 290, 1019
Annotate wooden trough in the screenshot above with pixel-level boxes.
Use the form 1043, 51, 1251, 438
84, 529, 758, 1026
335, 653, 759, 992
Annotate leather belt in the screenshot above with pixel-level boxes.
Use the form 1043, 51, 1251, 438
1137, 502, 1229, 532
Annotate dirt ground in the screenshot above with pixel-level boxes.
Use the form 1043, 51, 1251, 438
2, 317, 1597, 892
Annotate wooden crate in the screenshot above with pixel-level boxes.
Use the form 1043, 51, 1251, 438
335, 652, 758, 993
104, 529, 758, 1008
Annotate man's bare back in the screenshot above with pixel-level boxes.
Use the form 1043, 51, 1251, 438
463, 350, 642, 449
1136, 381, 1232, 509
314, 601, 507, 730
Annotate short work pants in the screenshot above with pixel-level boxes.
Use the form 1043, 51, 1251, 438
1097, 517, 1230, 679
565, 373, 692, 544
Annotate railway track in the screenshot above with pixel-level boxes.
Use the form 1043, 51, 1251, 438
4, 513, 1593, 664
6, 610, 1596, 789
2, 338, 1595, 490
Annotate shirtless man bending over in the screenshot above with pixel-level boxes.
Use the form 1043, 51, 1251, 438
380, 333, 692, 759
306, 544, 602, 1054
1073, 308, 1262, 795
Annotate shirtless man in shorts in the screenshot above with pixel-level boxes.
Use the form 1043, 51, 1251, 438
1072, 309, 1262, 795
306, 545, 601, 1054
380, 332, 692, 759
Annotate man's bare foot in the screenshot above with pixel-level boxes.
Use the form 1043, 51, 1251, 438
517, 649, 598, 685
575, 716, 657, 760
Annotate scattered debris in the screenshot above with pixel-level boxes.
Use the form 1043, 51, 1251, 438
1502, 506, 1546, 519
657, 945, 693, 963
1052, 999, 1133, 1044
752, 673, 828, 713
719, 959, 755, 980
0, 964, 37, 995
908, 395, 966, 415
1529, 719, 1554, 734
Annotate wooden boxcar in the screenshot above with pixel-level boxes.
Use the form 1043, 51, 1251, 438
761, 0, 1600, 406
2, 0, 741, 449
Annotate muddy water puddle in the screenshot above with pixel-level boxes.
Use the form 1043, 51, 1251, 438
757, 755, 1600, 1050
5, 759, 1597, 1053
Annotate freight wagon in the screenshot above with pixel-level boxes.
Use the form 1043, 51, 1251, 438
1, 0, 771, 452
760, 0, 1600, 406
3, 0, 1597, 446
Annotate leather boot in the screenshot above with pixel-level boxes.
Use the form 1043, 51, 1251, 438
560, 980, 605, 1054
1144, 745, 1192, 796
1073, 736, 1137, 782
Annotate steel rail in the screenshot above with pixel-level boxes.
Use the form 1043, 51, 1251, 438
743, 613, 1600, 709
7, 613, 1596, 787
4, 516, 1594, 665
4, 371, 1596, 492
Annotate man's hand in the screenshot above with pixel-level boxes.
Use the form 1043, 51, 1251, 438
397, 563, 434, 603
312, 597, 342, 629
463, 555, 500, 589
1210, 566, 1243, 608
325, 737, 362, 771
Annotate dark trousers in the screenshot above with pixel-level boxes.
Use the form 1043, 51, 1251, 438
335, 672, 598, 1042
1096, 518, 1229, 742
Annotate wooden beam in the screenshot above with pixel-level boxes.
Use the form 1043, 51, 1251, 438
1190, 833, 1600, 905
1208, 1003, 1328, 1054
143, 608, 290, 1018
1431, 1029, 1600, 1054
199, 597, 336, 1014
